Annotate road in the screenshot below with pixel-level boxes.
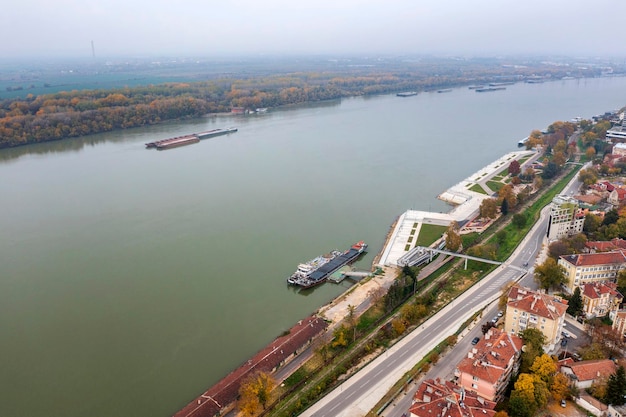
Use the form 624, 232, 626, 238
302, 167, 584, 417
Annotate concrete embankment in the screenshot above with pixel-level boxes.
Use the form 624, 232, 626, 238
378, 150, 536, 267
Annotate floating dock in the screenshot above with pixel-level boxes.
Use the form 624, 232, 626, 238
145, 127, 237, 150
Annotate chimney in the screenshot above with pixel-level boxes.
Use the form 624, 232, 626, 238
531, 295, 539, 311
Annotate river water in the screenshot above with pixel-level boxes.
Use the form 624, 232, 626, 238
1, 77, 625, 417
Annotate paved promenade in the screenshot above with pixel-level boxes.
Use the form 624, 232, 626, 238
377, 150, 536, 267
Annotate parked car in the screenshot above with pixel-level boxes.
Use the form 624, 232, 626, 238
562, 331, 570, 338
472, 337, 480, 345
561, 399, 566, 408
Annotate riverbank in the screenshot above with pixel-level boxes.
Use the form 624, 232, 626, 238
377, 149, 538, 267
171, 148, 541, 416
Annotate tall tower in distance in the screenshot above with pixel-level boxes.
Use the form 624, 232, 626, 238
91, 40, 96, 59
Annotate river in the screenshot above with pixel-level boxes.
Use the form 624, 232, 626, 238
1, 77, 625, 417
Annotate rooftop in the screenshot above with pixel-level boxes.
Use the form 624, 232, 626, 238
560, 250, 626, 267
561, 359, 617, 382
507, 285, 568, 320
409, 378, 496, 417
456, 329, 523, 385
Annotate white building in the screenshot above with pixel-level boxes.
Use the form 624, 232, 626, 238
613, 142, 626, 156
546, 195, 585, 240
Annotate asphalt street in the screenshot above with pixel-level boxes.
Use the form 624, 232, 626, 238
302, 168, 585, 417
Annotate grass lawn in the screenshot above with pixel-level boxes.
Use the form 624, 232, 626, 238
469, 184, 488, 195
487, 180, 504, 192
416, 224, 448, 247
496, 167, 510, 177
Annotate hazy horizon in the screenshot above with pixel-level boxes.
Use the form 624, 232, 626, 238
5, 0, 626, 59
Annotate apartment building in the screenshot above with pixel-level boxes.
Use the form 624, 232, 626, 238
580, 282, 623, 318
546, 195, 585, 240
504, 285, 568, 352
558, 251, 626, 291
408, 378, 497, 417
454, 328, 523, 402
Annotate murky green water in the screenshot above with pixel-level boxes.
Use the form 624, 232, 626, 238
1, 77, 625, 416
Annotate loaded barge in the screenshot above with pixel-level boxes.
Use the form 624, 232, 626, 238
287, 241, 368, 289
145, 127, 237, 150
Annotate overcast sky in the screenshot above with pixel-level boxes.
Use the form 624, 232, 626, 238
5, 0, 626, 59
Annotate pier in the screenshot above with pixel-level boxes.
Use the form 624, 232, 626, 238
377, 150, 537, 267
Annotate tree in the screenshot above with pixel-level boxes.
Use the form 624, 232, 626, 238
530, 354, 557, 386
480, 198, 498, 219
566, 287, 583, 317
578, 168, 599, 186
509, 389, 534, 417
331, 325, 348, 349
603, 209, 620, 226
548, 240, 571, 259
553, 151, 567, 167
512, 213, 527, 229
605, 366, 626, 405
238, 371, 276, 415
618, 269, 626, 296
445, 221, 462, 252
510, 373, 548, 417
551, 373, 570, 401
509, 160, 521, 176
533, 257, 567, 291
347, 304, 357, 342
498, 184, 517, 209
586, 146, 597, 160
542, 161, 558, 179
584, 212, 602, 235
513, 373, 537, 405
501, 198, 509, 215
519, 328, 546, 373
496, 230, 508, 245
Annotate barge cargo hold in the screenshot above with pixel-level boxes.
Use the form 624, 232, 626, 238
287, 241, 368, 289
475, 87, 506, 92
145, 127, 237, 150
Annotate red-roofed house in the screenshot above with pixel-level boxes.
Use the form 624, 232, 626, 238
602, 181, 616, 192
408, 378, 496, 417
585, 238, 626, 253
580, 282, 623, 318
454, 329, 523, 402
505, 285, 568, 352
560, 359, 617, 389
558, 250, 626, 290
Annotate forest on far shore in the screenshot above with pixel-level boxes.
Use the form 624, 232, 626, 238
0, 59, 611, 149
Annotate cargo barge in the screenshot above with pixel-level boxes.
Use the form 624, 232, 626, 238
145, 127, 237, 150
287, 241, 368, 289
397, 91, 418, 97
475, 87, 506, 92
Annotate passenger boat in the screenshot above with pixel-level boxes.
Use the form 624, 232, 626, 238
287, 241, 368, 289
